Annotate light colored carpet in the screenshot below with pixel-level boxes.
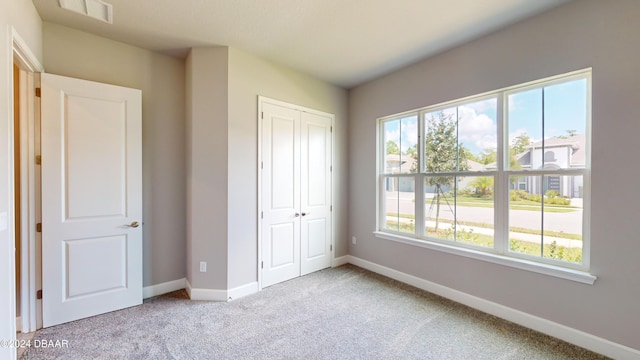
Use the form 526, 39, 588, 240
23, 265, 608, 359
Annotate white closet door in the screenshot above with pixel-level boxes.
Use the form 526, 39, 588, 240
261, 102, 301, 288
260, 98, 333, 288
300, 112, 332, 275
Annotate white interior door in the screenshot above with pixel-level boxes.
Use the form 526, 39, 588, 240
41, 73, 142, 327
261, 102, 301, 288
300, 112, 332, 275
260, 98, 332, 288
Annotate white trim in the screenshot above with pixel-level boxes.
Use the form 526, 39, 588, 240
185, 280, 228, 302
8, 25, 44, 347
374, 231, 595, 284
346, 255, 639, 360
332, 255, 349, 267
228, 282, 258, 301
10, 27, 43, 73
142, 278, 186, 299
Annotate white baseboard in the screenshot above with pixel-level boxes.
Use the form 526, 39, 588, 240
16, 316, 21, 332
185, 279, 228, 301
228, 282, 258, 301
332, 255, 349, 267
346, 255, 640, 360
143, 278, 186, 299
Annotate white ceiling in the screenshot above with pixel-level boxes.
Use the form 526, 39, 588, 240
32, 0, 570, 88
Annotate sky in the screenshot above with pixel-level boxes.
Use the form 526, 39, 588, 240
384, 77, 587, 158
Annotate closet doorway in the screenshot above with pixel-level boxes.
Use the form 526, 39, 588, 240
258, 97, 333, 288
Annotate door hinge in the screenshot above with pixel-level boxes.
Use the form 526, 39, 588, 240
261, 161, 263, 169
330, 165, 332, 172
330, 244, 333, 251
330, 126, 333, 133
35, 88, 41, 97
36, 223, 42, 232
36, 290, 42, 299
330, 205, 332, 212
35, 155, 41, 165
261, 211, 263, 219
261, 261, 264, 269
261, 112, 264, 119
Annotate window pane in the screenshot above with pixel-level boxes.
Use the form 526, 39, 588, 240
509, 175, 583, 264
384, 176, 415, 234
425, 176, 455, 239
400, 116, 418, 173
543, 79, 588, 169
457, 176, 495, 247
424, 108, 458, 173
508, 79, 588, 171
383, 119, 400, 174
383, 115, 418, 174
507, 89, 542, 171
458, 98, 498, 171
542, 175, 583, 263
425, 176, 494, 247
509, 176, 543, 256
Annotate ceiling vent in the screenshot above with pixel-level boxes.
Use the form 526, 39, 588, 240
58, 0, 113, 24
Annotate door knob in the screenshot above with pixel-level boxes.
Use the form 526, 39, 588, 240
301, 212, 310, 216
126, 221, 140, 228
294, 213, 300, 217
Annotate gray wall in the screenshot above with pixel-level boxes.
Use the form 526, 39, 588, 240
186, 48, 229, 290
43, 23, 186, 288
227, 48, 349, 288
0, 0, 42, 354
348, 0, 640, 350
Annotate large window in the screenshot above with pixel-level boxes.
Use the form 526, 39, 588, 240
378, 70, 590, 271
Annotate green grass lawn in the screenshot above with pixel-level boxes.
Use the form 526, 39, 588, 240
431, 194, 579, 213
386, 221, 582, 263
387, 213, 582, 240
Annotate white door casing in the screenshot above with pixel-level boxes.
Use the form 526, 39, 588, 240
259, 98, 333, 288
41, 73, 143, 327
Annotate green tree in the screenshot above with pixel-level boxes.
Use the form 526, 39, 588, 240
385, 140, 400, 155
470, 176, 494, 196
478, 148, 497, 165
424, 111, 469, 232
511, 133, 531, 154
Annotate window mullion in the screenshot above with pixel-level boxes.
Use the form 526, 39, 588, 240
415, 174, 425, 237
495, 92, 508, 254
415, 114, 425, 237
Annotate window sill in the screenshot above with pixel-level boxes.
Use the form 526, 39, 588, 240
373, 231, 596, 285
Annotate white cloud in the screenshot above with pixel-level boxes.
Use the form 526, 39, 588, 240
385, 128, 399, 144
464, 98, 497, 113
457, 106, 497, 152
400, 118, 417, 152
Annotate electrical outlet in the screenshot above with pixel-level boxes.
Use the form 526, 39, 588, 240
352, 236, 357, 245
199, 261, 207, 272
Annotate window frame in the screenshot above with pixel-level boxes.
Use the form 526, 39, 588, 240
376, 69, 592, 280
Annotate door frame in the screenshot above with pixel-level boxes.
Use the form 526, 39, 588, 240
257, 96, 335, 290
9, 26, 44, 337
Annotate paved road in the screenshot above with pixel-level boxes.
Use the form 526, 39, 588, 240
386, 192, 583, 234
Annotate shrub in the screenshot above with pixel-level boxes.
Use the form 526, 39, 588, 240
545, 190, 560, 198
526, 194, 541, 202
545, 197, 570, 206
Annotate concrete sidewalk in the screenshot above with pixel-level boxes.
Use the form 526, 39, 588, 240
390, 216, 582, 248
